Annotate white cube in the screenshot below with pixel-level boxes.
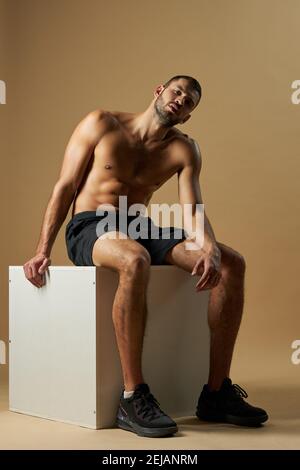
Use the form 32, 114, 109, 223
9, 266, 209, 429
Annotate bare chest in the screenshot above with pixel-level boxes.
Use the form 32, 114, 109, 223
93, 130, 180, 190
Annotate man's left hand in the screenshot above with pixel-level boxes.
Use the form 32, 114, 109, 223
191, 245, 222, 291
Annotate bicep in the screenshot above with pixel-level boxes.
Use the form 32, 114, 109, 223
178, 139, 203, 205
57, 111, 107, 191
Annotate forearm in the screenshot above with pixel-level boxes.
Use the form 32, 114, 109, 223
203, 212, 217, 251
35, 183, 75, 256
185, 210, 217, 252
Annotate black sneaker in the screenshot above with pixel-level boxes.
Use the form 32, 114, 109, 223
116, 383, 178, 437
196, 378, 269, 427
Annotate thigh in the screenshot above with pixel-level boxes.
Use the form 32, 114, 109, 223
146, 226, 186, 265
163, 238, 200, 272
92, 231, 151, 271
164, 239, 239, 273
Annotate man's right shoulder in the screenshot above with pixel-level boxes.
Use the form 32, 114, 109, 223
83, 108, 116, 127
78, 109, 117, 141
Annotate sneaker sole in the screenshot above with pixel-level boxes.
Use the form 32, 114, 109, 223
196, 410, 269, 427
116, 417, 178, 438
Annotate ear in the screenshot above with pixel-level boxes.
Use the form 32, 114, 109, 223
180, 114, 191, 124
154, 84, 164, 98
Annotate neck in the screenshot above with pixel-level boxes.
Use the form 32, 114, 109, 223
130, 103, 172, 144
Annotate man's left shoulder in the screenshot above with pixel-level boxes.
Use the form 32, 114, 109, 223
172, 128, 199, 151
172, 129, 201, 163
172, 127, 193, 143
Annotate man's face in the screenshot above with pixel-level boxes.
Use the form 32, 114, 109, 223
154, 79, 199, 127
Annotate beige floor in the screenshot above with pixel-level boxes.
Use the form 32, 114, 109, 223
0, 377, 299, 450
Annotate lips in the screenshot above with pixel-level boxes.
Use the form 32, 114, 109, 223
168, 103, 179, 113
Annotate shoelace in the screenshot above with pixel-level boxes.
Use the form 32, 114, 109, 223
230, 383, 248, 401
135, 391, 163, 420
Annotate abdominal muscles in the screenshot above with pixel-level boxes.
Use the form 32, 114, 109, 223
73, 175, 156, 214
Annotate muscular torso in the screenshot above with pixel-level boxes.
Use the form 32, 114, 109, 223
72, 110, 191, 216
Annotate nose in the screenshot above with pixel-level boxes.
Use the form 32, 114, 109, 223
174, 98, 183, 108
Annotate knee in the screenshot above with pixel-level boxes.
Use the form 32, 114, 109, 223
121, 251, 151, 278
222, 249, 246, 277
231, 251, 246, 275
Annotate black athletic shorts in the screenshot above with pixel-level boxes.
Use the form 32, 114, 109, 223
65, 210, 186, 266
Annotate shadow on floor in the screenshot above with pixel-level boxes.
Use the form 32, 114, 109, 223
175, 383, 300, 436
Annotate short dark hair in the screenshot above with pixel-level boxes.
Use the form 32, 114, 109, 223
163, 75, 202, 104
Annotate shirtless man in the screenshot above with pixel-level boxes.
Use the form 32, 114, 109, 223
23, 75, 268, 438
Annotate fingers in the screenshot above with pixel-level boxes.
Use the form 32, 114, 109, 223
196, 264, 211, 290
23, 257, 51, 288
25, 265, 41, 288
191, 252, 222, 292
23, 264, 37, 287
196, 276, 212, 291
202, 273, 221, 291
31, 264, 44, 288
196, 269, 221, 292
38, 258, 51, 286
191, 258, 202, 276
38, 257, 51, 275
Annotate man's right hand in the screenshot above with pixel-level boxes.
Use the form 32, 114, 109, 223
23, 253, 51, 288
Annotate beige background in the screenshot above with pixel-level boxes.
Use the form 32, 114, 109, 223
1, 0, 300, 395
